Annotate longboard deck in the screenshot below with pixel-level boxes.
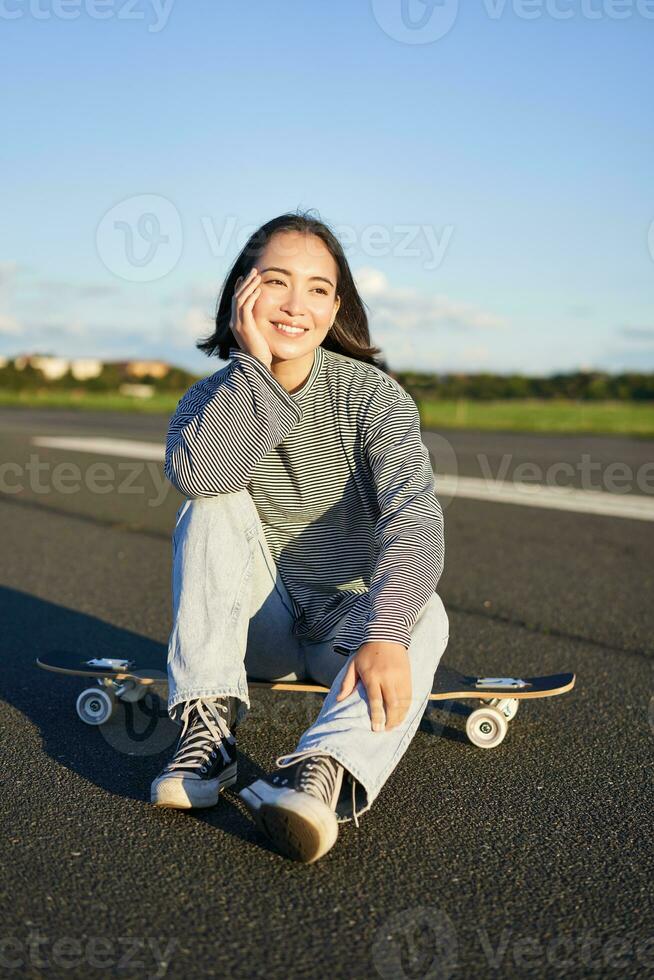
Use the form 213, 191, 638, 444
36, 653, 162, 685
36, 652, 575, 701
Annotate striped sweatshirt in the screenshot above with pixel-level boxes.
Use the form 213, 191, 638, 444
164, 343, 445, 657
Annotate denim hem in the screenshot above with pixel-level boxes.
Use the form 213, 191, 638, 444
168, 687, 251, 725
275, 745, 375, 826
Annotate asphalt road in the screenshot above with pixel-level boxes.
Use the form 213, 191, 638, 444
0, 407, 652, 979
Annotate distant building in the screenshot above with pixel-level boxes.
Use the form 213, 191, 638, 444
0, 356, 7, 368
70, 358, 102, 380
131, 360, 170, 379
10, 353, 173, 383
11, 353, 103, 381
110, 359, 171, 379
14, 354, 70, 380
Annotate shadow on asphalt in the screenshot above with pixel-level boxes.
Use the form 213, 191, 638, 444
422, 705, 470, 744
1, 585, 275, 845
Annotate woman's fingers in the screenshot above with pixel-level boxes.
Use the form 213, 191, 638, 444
230, 268, 271, 366
336, 660, 357, 701
234, 270, 259, 308
339, 648, 413, 732
235, 268, 256, 293
388, 672, 414, 729
366, 680, 386, 732
233, 269, 257, 308
243, 285, 262, 311
383, 685, 410, 730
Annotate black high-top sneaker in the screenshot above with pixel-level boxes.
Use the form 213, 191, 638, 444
150, 696, 238, 809
239, 754, 345, 863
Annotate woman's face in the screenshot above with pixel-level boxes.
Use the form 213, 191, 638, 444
250, 231, 341, 361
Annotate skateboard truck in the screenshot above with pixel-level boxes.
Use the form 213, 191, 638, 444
475, 677, 530, 690
86, 658, 133, 671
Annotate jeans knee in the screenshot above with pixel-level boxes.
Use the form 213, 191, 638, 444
435, 593, 449, 643
412, 593, 449, 669
424, 592, 449, 639
178, 489, 259, 537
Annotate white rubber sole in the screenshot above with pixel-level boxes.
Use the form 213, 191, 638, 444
239, 781, 338, 863
151, 762, 237, 809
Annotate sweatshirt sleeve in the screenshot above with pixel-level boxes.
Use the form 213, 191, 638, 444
164, 347, 303, 497
354, 392, 445, 651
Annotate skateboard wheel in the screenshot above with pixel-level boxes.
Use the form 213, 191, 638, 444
76, 687, 115, 725
466, 706, 508, 749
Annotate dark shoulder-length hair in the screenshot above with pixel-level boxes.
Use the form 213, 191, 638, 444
196, 209, 387, 369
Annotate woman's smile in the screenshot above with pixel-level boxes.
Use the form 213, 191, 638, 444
271, 320, 309, 338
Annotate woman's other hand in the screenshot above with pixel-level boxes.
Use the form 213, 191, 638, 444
336, 641, 412, 732
231, 267, 273, 368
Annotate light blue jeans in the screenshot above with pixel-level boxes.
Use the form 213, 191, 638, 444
166, 490, 450, 825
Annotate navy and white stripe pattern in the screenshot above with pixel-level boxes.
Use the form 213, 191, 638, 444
164, 344, 445, 656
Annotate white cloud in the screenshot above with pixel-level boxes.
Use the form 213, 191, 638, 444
350, 267, 510, 369
181, 306, 213, 344
167, 282, 217, 307
0, 313, 22, 336
156, 305, 214, 350
618, 326, 654, 345
353, 267, 509, 333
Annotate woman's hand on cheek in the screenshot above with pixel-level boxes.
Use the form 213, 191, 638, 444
335, 641, 412, 732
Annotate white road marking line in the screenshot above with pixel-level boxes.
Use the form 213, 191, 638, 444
436, 475, 654, 522
30, 436, 654, 522
31, 436, 165, 461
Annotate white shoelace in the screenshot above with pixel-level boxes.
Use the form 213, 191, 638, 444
297, 756, 340, 802
165, 698, 235, 774
295, 756, 361, 828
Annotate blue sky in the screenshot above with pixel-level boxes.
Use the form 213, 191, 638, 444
1, 0, 652, 376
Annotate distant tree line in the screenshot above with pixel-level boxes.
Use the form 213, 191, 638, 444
392, 370, 654, 401
0, 362, 198, 393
